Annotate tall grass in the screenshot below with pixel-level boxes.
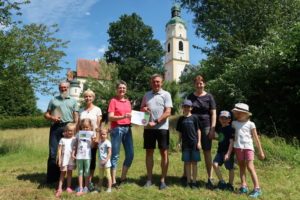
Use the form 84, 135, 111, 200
0, 127, 300, 200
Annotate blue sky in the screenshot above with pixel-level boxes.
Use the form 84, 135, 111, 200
18, 0, 206, 111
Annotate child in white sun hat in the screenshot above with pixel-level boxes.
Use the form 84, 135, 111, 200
231, 103, 265, 198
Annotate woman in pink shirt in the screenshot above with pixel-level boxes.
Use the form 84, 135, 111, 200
108, 80, 134, 188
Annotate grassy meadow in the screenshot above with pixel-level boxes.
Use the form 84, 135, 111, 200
0, 125, 299, 200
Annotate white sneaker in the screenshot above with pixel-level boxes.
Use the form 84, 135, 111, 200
144, 180, 152, 188
107, 188, 112, 193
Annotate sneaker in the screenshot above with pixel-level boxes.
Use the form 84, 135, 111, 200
55, 189, 62, 198
66, 187, 73, 193
106, 188, 112, 193
159, 182, 167, 190
217, 180, 227, 190
76, 188, 84, 196
206, 179, 214, 190
249, 188, 262, 198
83, 186, 89, 193
143, 180, 152, 188
180, 176, 187, 185
239, 186, 249, 194
88, 182, 95, 192
226, 183, 234, 192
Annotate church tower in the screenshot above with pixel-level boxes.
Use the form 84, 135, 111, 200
164, 4, 190, 82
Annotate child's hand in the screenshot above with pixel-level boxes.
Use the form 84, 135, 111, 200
258, 151, 265, 160
100, 160, 107, 166
224, 153, 229, 161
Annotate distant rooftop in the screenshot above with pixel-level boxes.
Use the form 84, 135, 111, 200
76, 59, 101, 79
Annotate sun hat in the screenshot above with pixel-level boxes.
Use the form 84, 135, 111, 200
219, 110, 231, 118
182, 99, 193, 107
232, 103, 252, 116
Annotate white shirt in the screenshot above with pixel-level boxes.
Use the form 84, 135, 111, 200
98, 139, 112, 168
59, 137, 76, 167
79, 106, 102, 131
76, 130, 95, 159
232, 120, 256, 151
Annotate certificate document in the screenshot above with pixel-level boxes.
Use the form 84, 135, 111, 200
131, 110, 150, 126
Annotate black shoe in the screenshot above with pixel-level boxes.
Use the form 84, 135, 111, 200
217, 180, 227, 190
112, 183, 119, 189
118, 178, 127, 186
189, 182, 198, 189
206, 179, 214, 190
226, 183, 234, 191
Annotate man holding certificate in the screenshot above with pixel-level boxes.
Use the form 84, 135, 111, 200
141, 74, 173, 190
44, 81, 79, 184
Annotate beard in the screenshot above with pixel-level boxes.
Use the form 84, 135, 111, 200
60, 91, 69, 99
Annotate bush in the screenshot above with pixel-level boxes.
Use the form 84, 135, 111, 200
0, 116, 50, 129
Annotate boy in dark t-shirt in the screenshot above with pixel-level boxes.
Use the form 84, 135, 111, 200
177, 100, 201, 189
213, 110, 235, 191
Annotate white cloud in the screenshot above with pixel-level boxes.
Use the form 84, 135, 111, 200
85, 12, 91, 16
21, 0, 99, 25
97, 45, 107, 55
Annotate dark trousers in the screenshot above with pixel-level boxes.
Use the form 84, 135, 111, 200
46, 123, 66, 183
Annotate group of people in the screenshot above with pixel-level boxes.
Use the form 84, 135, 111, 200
44, 74, 265, 198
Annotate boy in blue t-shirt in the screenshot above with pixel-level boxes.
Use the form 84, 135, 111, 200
213, 110, 235, 191
176, 100, 201, 189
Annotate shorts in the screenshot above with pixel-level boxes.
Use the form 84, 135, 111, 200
182, 149, 201, 162
213, 152, 234, 170
201, 127, 212, 151
235, 148, 254, 161
60, 165, 75, 171
143, 129, 169, 149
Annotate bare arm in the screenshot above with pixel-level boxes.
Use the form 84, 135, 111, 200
225, 139, 234, 161
73, 111, 79, 126
108, 112, 131, 122
57, 144, 62, 166
149, 107, 172, 127
44, 110, 60, 123
252, 128, 265, 160
197, 128, 202, 150
209, 109, 217, 139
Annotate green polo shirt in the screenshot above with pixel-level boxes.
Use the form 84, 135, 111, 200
47, 95, 79, 123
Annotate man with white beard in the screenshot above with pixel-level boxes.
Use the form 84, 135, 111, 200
44, 81, 79, 184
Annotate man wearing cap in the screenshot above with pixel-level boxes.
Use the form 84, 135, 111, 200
141, 74, 173, 190
44, 81, 79, 183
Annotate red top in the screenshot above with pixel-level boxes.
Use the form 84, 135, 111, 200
108, 97, 132, 128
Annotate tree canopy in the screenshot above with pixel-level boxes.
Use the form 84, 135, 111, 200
105, 13, 165, 106
178, 0, 300, 136
0, 0, 68, 116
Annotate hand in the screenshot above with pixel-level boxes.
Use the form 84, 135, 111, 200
72, 153, 76, 160
208, 129, 215, 140
100, 160, 107, 166
197, 142, 202, 150
258, 151, 265, 160
52, 116, 61, 123
124, 113, 131, 118
142, 107, 151, 113
148, 121, 156, 127
177, 143, 181, 151
56, 158, 61, 167
224, 153, 229, 161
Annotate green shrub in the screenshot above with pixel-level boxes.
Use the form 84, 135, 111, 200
0, 116, 50, 129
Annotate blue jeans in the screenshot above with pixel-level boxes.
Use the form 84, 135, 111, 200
110, 126, 134, 169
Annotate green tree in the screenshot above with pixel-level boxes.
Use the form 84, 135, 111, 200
0, 1, 68, 116
104, 13, 165, 106
178, 0, 300, 136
